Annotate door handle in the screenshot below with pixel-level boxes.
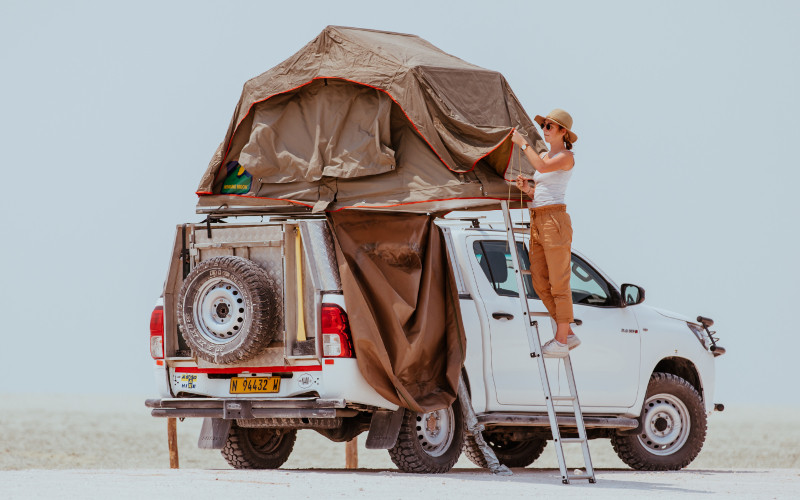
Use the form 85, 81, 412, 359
492, 312, 514, 320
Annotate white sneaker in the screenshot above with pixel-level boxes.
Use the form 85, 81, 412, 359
567, 334, 581, 350
542, 339, 569, 358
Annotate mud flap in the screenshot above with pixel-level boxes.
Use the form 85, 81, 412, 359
198, 418, 232, 449
365, 409, 405, 449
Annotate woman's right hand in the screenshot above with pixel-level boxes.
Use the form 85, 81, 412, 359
511, 129, 527, 147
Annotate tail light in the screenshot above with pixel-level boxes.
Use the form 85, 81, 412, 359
150, 305, 164, 359
321, 303, 354, 358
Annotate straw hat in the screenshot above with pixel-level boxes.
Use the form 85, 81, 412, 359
534, 109, 578, 143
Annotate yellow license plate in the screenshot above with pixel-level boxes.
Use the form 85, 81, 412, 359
229, 376, 281, 394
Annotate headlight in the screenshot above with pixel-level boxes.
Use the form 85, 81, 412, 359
687, 322, 707, 348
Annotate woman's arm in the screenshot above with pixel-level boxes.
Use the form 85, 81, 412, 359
511, 129, 574, 173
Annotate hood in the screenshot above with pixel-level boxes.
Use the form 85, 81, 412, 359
650, 306, 695, 324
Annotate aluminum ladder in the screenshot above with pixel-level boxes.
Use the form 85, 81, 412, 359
499, 200, 596, 484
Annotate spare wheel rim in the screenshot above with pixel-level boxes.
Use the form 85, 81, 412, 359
416, 407, 455, 457
637, 392, 691, 456
193, 277, 247, 344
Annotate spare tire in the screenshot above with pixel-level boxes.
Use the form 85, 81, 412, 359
177, 256, 279, 364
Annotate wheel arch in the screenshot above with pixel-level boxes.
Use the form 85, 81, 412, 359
651, 357, 703, 402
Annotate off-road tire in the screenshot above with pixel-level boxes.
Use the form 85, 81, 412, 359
463, 432, 547, 468
178, 256, 279, 364
388, 400, 464, 473
221, 424, 296, 469
611, 372, 707, 471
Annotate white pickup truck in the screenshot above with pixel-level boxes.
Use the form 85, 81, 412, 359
147, 215, 724, 473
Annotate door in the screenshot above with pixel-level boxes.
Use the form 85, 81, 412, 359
468, 237, 552, 407
468, 236, 641, 409
567, 254, 641, 408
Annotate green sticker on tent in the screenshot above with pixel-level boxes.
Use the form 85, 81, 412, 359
221, 161, 252, 194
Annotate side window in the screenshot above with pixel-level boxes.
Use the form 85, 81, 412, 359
473, 240, 538, 299
570, 255, 613, 306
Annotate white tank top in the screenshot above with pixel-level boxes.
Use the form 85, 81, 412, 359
528, 151, 574, 208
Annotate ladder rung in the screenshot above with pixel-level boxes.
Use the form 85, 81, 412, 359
568, 474, 594, 480
551, 396, 576, 401
521, 269, 531, 275
560, 438, 586, 444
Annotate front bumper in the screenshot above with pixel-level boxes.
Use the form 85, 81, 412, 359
145, 397, 358, 420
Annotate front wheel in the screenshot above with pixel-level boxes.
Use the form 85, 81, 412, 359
611, 372, 707, 470
388, 400, 464, 473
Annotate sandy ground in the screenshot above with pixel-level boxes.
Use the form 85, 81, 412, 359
2, 469, 799, 499
1, 394, 798, 497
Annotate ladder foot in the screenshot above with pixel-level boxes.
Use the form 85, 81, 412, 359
589, 478, 597, 484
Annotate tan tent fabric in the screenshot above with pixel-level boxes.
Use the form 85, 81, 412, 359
239, 81, 397, 183
328, 211, 466, 412
196, 26, 545, 214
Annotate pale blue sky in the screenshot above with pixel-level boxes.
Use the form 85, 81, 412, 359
1, 1, 797, 406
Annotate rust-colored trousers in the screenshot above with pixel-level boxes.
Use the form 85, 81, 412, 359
528, 204, 574, 324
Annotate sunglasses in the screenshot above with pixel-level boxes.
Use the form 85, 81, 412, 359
541, 122, 559, 131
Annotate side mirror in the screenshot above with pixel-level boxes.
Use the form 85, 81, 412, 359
621, 283, 645, 306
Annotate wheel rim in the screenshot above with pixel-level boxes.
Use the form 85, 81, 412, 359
415, 407, 455, 457
637, 392, 691, 456
192, 277, 247, 344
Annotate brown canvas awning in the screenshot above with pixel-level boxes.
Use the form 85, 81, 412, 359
328, 211, 466, 413
196, 26, 545, 214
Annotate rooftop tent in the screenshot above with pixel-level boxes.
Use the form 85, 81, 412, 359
196, 26, 545, 214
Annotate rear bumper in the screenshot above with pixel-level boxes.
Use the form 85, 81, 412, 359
157, 357, 398, 410
145, 397, 358, 420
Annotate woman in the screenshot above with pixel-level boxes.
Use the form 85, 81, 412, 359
511, 108, 579, 358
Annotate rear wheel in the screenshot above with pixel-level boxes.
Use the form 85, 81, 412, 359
388, 400, 464, 473
463, 431, 547, 468
611, 372, 707, 470
221, 424, 296, 469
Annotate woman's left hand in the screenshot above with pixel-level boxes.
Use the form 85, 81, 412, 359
516, 175, 533, 196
